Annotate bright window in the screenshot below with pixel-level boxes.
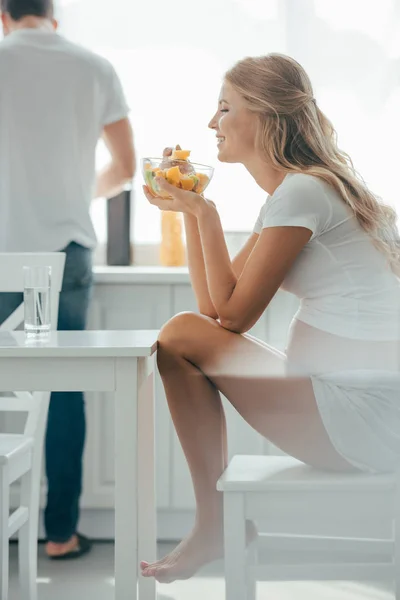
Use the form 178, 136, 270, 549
6, 0, 400, 242
57, 0, 284, 243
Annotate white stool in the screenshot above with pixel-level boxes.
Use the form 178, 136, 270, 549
217, 455, 399, 600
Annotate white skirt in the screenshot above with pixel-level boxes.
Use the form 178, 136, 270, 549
286, 319, 400, 473
311, 370, 400, 473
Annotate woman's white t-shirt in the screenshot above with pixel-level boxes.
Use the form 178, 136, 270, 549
253, 173, 400, 341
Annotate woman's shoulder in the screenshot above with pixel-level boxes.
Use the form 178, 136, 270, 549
274, 172, 351, 218
269, 172, 334, 214
277, 172, 331, 197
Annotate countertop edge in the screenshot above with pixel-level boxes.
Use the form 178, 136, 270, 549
93, 266, 191, 284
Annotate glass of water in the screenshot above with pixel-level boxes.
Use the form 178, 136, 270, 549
23, 266, 51, 337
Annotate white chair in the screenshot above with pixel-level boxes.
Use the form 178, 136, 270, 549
0, 253, 65, 600
217, 454, 400, 600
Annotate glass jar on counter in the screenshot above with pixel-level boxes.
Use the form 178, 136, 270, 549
160, 211, 185, 267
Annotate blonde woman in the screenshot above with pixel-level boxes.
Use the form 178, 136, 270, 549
141, 53, 400, 583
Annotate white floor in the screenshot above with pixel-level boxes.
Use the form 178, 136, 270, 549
8, 542, 393, 600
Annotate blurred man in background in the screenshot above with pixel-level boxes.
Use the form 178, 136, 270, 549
0, 0, 135, 559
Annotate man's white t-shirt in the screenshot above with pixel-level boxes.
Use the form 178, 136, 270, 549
254, 173, 400, 341
0, 29, 129, 252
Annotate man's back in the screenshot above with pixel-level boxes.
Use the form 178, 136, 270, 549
0, 29, 129, 251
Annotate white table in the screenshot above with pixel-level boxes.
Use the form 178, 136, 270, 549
0, 330, 159, 600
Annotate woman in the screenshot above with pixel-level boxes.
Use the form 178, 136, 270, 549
141, 53, 400, 583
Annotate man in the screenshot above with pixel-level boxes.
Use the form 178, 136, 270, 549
0, 0, 135, 559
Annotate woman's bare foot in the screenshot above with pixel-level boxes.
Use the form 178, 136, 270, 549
46, 534, 79, 558
140, 520, 257, 583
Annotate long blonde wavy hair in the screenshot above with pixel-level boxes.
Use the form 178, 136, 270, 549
226, 53, 400, 275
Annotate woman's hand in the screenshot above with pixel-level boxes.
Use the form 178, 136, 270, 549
143, 177, 211, 216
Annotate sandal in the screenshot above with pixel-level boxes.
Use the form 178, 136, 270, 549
49, 533, 92, 561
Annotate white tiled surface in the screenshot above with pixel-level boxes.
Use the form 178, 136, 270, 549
8, 542, 393, 600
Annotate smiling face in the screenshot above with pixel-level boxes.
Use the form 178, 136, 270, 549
208, 80, 259, 164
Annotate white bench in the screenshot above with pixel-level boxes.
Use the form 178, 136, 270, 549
217, 454, 399, 600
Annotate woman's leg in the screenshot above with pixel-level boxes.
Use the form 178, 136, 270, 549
141, 312, 355, 582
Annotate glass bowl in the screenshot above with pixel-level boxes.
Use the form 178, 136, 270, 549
142, 157, 214, 199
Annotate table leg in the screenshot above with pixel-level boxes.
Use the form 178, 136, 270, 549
138, 356, 157, 600
115, 357, 139, 600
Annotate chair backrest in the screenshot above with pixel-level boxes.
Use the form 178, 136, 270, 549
0, 252, 65, 445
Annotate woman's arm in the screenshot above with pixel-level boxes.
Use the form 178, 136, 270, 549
144, 177, 310, 333
158, 145, 217, 318
184, 213, 218, 319
196, 202, 311, 333
231, 233, 259, 277
185, 214, 258, 317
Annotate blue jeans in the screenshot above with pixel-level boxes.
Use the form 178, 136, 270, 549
0, 242, 93, 542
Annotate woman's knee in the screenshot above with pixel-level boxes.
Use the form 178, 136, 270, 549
158, 312, 213, 350
157, 312, 206, 373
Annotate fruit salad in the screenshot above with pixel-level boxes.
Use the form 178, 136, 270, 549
143, 146, 211, 198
